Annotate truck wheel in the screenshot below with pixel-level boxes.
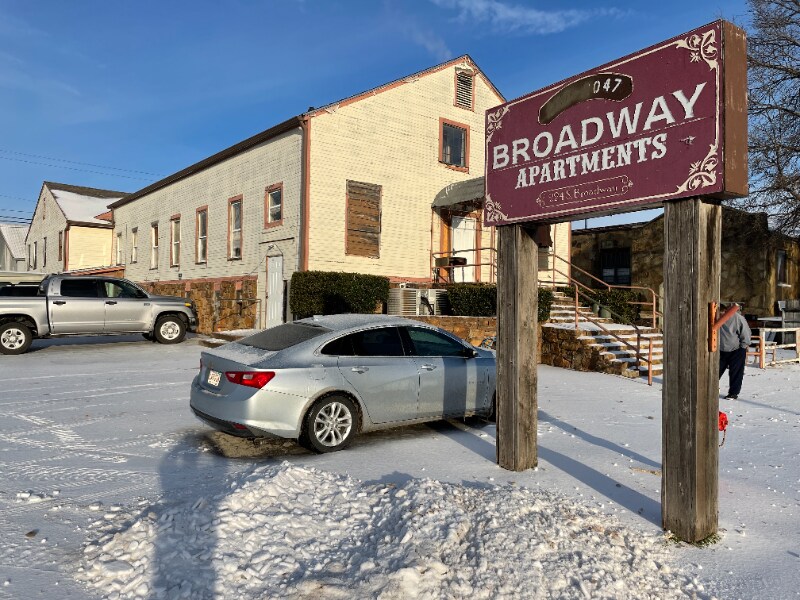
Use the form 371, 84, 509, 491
0, 323, 33, 355
154, 316, 186, 344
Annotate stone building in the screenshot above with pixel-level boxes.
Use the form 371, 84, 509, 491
571, 206, 800, 317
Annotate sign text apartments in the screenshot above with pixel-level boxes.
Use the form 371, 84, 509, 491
485, 21, 747, 225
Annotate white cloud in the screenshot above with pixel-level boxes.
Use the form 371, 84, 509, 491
408, 27, 453, 61
430, 0, 623, 34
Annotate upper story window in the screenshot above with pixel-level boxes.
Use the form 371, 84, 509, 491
116, 232, 123, 266
170, 216, 181, 267
455, 70, 474, 110
150, 223, 159, 269
196, 207, 208, 264
265, 184, 282, 227
346, 180, 381, 258
30, 242, 37, 270
42, 237, 47, 269
229, 197, 242, 259
131, 228, 138, 263
777, 249, 788, 285
440, 118, 469, 171
58, 231, 63, 263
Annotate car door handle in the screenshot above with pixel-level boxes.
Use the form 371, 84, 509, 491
420, 364, 437, 371
105, 300, 118, 305
350, 366, 369, 373
53, 300, 66, 305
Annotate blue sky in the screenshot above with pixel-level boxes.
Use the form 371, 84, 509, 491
0, 0, 749, 227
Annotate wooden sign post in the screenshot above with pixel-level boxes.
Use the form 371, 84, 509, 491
496, 224, 539, 471
662, 199, 722, 540
486, 21, 747, 540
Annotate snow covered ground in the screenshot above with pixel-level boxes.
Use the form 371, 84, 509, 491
0, 335, 798, 599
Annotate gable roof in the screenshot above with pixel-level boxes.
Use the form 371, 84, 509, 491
110, 55, 504, 211
306, 54, 504, 118
0, 224, 27, 259
44, 182, 127, 225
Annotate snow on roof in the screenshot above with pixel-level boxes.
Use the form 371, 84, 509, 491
0, 224, 28, 258
50, 188, 122, 224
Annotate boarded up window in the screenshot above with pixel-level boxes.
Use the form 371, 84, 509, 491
346, 180, 381, 258
455, 71, 474, 109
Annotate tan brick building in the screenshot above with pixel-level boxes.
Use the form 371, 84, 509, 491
25, 182, 125, 275
109, 56, 571, 330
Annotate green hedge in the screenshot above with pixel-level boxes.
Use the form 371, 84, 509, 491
290, 271, 390, 319
444, 283, 554, 322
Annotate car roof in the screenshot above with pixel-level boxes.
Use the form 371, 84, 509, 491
297, 314, 425, 332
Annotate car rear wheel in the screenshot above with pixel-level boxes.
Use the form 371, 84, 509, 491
0, 322, 33, 355
154, 316, 186, 344
303, 395, 357, 453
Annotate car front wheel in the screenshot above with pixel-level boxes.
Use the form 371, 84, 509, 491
303, 395, 357, 453
153, 316, 186, 344
0, 322, 33, 355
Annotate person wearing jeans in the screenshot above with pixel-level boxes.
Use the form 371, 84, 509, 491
719, 304, 752, 400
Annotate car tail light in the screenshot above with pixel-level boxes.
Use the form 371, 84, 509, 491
225, 371, 275, 389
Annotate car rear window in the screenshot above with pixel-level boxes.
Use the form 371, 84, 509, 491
0, 285, 41, 297
238, 323, 331, 351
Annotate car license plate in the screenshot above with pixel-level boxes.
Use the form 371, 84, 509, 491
207, 369, 221, 387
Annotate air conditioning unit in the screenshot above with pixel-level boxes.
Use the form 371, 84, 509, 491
388, 288, 449, 316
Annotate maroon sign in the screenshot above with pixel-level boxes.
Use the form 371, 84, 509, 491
484, 20, 747, 226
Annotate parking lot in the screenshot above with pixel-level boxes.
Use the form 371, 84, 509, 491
2, 335, 799, 599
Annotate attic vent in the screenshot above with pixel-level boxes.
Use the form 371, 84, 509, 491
455, 71, 474, 109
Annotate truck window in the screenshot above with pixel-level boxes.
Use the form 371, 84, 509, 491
104, 280, 145, 299
60, 279, 100, 298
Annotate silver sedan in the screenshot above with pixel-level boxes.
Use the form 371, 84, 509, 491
190, 314, 496, 452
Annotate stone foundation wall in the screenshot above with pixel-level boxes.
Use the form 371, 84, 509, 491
139, 277, 258, 334
539, 325, 635, 378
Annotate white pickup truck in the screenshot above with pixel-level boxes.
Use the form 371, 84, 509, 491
0, 275, 198, 355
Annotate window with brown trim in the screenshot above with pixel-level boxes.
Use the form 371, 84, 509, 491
196, 207, 208, 264
170, 216, 181, 267
229, 197, 242, 259
455, 70, 474, 109
58, 231, 63, 262
131, 228, 138, 263
265, 184, 282, 227
116, 232, 123, 266
42, 237, 47, 269
346, 180, 381, 258
150, 223, 159, 269
440, 118, 469, 171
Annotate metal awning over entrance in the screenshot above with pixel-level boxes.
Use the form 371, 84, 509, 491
432, 177, 485, 209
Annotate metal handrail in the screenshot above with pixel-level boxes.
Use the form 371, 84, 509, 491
431, 247, 498, 284
544, 265, 657, 385
550, 253, 662, 329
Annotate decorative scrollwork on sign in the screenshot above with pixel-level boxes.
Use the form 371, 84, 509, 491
484, 194, 509, 222
676, 29, 718, 70
486, 106, 510, 142
676, 145, 718, 193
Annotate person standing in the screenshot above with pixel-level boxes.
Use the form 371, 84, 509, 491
719, 304, 752, 400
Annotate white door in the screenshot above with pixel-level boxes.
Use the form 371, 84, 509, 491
451, 216, 476, 282
266, 255, 284, 328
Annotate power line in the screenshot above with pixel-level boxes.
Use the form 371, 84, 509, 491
0, 193, 36, 204
0, 148, 163, 177
0, 155, 155, 182
0, 206, 32, 215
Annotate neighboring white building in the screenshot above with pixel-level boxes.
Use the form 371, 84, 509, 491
0, 224, 27, 271
26, 182, 126, 275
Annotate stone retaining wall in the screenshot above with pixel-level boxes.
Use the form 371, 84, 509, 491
139, 277, 258, 334
540, 325, 635, 377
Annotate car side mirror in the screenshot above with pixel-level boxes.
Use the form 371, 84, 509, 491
462, 347, 479, 359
